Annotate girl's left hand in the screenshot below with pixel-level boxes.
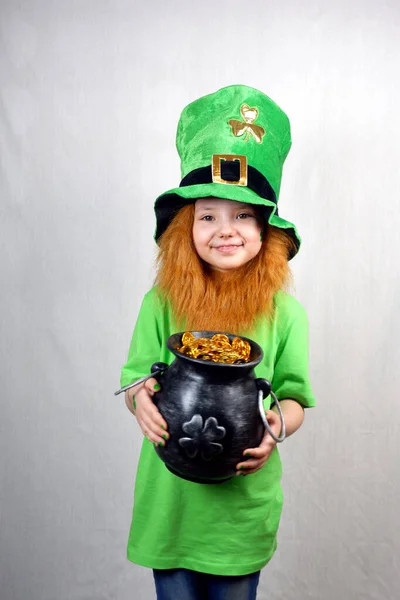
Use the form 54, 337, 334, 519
236, 410, 282, 476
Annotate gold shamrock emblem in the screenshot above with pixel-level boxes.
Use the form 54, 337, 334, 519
228, 104, 265, 143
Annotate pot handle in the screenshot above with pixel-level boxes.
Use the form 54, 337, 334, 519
256, 378, 286, 443
114, 362, 168, 396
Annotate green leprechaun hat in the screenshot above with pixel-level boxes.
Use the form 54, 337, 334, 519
154, 84, 301, 257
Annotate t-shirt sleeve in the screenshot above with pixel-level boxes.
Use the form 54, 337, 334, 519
120, 290, 163, 387
271, 297, 316, 408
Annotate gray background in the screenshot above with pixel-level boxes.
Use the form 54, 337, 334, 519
1, 1, 399, 599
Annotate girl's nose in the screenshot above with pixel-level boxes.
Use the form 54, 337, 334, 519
217, 218, 237, 237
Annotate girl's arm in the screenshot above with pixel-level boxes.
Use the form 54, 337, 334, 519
236, 399, 304, 476
272, 398, 304, 437
125, 379, 169, 446
121, 288, 170, 446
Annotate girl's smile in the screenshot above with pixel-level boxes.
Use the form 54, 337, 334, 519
214, 244, 243, 253
193, 198, 263, 271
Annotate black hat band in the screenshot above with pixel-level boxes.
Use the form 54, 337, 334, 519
179, 161, 278, 210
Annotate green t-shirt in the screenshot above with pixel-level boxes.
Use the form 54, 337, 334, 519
121, 287, 315, 576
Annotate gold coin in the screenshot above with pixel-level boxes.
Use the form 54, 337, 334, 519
211, 334, 230, 345
182, 332, 195, 345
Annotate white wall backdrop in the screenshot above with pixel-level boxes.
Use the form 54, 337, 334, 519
1, 1, 399, 599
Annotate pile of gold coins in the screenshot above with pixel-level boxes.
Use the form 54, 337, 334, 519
178, 332, 251, 364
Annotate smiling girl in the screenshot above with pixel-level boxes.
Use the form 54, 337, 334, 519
193, 199, 263, 270
120, 85, 315, 600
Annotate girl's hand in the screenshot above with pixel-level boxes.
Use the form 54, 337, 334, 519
125, 378, 169, 446
236, 410, 282, 476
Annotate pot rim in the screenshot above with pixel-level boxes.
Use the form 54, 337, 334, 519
166, 330, 264, 369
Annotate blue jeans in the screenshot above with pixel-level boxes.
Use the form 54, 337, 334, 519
153, 568, 260, 600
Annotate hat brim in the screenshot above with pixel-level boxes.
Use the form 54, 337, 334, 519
154, 183, 301, 259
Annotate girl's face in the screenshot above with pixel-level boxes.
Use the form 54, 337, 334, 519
192, 198, 263, 272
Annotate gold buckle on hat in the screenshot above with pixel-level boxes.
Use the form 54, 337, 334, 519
212, 154, 248, 186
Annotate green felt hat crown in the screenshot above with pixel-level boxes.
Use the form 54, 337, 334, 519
154, 84, 300, 257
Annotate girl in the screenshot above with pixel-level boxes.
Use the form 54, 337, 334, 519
120, 85, 315, 600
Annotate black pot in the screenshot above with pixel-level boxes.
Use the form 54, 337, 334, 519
151, 331, 274, 484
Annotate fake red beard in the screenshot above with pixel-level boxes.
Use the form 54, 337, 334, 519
155, 204, 295, 334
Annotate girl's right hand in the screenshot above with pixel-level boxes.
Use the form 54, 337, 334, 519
125, 378, 169, 446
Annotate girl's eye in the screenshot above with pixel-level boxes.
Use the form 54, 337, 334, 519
237, 212, 254, 219
200, 215, 214, 221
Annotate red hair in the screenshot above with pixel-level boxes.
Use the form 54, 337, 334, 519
155, 204, 295, 333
